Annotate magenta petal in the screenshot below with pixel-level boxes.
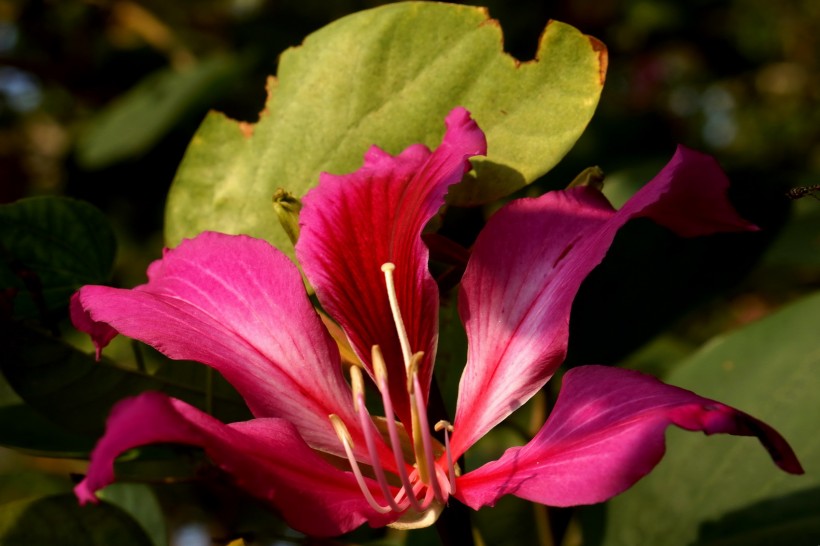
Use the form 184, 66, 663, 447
455, 365, 802, 510
70, 292, 117, 359
71, 232, 360, 458
451, 146, 756, 457
297, 107, 486, 424
75, 392, 396, 536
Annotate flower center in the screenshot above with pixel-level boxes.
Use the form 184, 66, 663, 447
327, 262, 458, 528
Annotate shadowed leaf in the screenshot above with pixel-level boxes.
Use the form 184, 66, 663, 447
590, 292, 820, 546
0, 197, 115, 320
0, 494, 153, 546
0, 323, 250, 440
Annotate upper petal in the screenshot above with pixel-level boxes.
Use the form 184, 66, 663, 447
455, 365, 802, 510
75, 392, 397, 536
297, 107, 486, 425
451, 146, 756, 457
71, 231, 360, 458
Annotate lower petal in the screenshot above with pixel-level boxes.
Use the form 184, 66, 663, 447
71, 231, 362, 459
75, 392, 397, 536
455, 365, 802, 510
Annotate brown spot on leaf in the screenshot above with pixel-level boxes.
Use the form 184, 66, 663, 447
588, 35, 608, 85
237, 122, 255, 139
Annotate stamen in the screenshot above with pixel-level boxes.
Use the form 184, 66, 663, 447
435, 420, 457, 495
408, 467, 437, 511
329, 414, 391, 514
372, 343, 389, 385
372, 346, 424, 512
350, 364, 365, 413
381, 263, 413, 368
413, 371, 444, 502
349, 366, 403, 513
406, 352, 428, 484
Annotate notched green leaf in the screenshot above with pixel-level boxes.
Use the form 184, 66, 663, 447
165, 2, 606, 253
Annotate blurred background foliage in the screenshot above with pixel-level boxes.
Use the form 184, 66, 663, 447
2, 0, 818, 293
1, 0, 819, 545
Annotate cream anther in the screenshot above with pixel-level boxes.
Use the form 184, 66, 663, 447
434, 421, 454, 433
350, 366, 365, 413
434, 420, 457, 495
329, 413, 353, 446
406, 351, 423, 393
381, 262, 413, 368
371, 345, 388, 384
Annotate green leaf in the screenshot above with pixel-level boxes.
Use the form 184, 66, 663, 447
0, 371, 95, 456
0, 196, 116, 320
0, 494, 153, 546
762, 198, 820, 268
592, 292, 820, 546
98, 484, 167, 546
76, 55, 244, 169
0, 468, 72, 507
0, 323, 250, 442
165, 2, 605, 252
0, 403, 96, 457
435, 296, 468, 420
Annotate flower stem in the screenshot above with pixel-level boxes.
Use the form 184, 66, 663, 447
427, 376, 473, 546
435, 497, 474, 546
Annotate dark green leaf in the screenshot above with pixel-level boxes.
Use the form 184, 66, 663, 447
0, 197, 116, 320
762, 198, 820, 268
0, 403, 95, 457
76, 55, 245, 169
98, 484, 167, 546
0, 494, 153, 546
0, 323, 251, 441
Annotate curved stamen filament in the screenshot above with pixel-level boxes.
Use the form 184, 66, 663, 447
350, 366, 404, 513
332, 262, 449, 519
329, 414, 391, 514
412, 371, 444, 502
406, 352, 428, 484
373, 346, 424, 512
381, 263, 413, 368
435, 420, 457, 495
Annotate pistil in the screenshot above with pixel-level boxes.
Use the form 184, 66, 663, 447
381, 263, 434, 486
380, 263, 412, 368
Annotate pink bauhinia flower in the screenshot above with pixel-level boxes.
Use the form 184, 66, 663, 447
71, 108, 802, 537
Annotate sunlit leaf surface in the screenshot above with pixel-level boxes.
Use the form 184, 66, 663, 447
165, 2, 605, 252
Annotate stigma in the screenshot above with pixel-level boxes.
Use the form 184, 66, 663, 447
327, 262, 458, 528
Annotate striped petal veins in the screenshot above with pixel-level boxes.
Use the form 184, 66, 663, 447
328, 262, 457, 529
